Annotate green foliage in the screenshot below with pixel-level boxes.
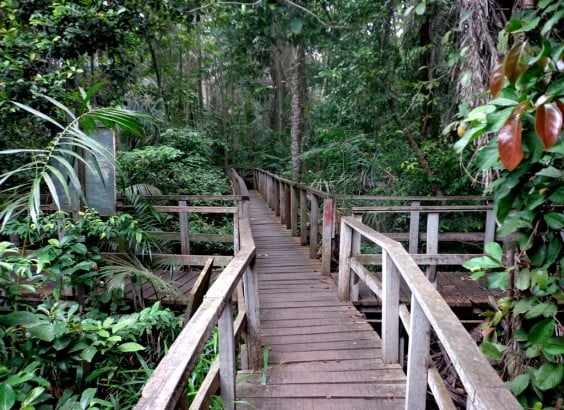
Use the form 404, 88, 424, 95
460, 3, 563, 407
0, 297, 181, 409
118, 128, 229, 195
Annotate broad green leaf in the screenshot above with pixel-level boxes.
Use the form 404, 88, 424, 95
524, 302, 557, 319
489, 98, 518, 107
463, 255, 503, 271
544, 336, 564, 355
544, 212, 564, 230
0, 383, 16, 410
535, 166, 561, 178
541, 8, 564, 35
117, 342, 145, 352
531, 268, 549, 289
484, 242, 503, 263
528, 318, 554, 345
21, 386, 46, 407
513, 328, 529, 341
70, 243, 88, 255
546, 239, 561, 266
475, 139, 500, 170
0, 311, 42, 326
534, 363, 563, 391
28, 323, 55, 342
515, 269, 530, 291
79, 387, 97, 410
454, 124, 486, 153
530, 242, 546, 266
505, 373, 530, 396
480, 341, 505, 360
466, 104, 496, 121
486, 270, 508, 290
470, 270, 486, 281
80, 345, 97, 362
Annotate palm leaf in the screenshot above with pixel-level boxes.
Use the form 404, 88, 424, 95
0, 89, 147, 228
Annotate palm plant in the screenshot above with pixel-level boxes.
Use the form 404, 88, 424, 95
0, 83, 148, 228
99, 253, 181, 310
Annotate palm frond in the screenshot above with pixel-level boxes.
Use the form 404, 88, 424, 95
0, 88, 149, 229
99, 253, 180, 299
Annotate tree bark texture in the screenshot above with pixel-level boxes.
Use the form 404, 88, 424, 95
289, 43, 306, 181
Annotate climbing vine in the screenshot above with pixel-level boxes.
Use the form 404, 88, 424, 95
457, 1, 563, 408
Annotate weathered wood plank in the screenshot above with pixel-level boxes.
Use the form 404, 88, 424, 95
261, 330, 378, 346
264, 338, 381, 352
236, 382, 406, 399
238, 369, 404, 384
235, 397, 404, 410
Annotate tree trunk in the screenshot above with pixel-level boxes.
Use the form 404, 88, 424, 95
271, 22, 285, 136
289, 43, 306, 181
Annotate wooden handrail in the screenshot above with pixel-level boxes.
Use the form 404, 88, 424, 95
134, 170, 260, 410
338, 216, 520, 410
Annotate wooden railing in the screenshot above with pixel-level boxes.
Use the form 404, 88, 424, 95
253, 169, 496, 277
254, 169, 336, 274
338, 216, 520, 410
134, 170, 261, 409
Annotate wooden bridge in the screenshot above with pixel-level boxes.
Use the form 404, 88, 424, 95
133, 170, 520, 410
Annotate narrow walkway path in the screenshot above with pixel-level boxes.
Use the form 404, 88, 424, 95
236, 192, 406, 409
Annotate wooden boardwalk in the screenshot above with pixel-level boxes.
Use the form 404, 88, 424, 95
236, 192, 406, 409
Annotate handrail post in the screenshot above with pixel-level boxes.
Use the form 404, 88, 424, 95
405, 296, 431, 410
309, 194, 319, 259
408, 201, 420, 254
219, 301, 235, 410
484, 209, 496, 244
350, 214, 362, 302
275, 180, 281, 216
382, 249, 400, 364
321, 197, 335, 275
290, 185, 298, 236
285, 184, 291, 230
426, 212, 439, 285
179, 200, 190, 255
338, 219, 353, 301
243, 257, 261, 369
280, 183, 287, 224
299, 189, 307, 245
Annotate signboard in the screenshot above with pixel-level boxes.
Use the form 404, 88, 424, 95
84, 127, 116, 216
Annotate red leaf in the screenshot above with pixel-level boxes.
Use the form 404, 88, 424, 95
489, 63, 505, 98
535, 102, 563, 149
498, 115, 523, 170
504, 42, 528, 85
557, 99, 564, 117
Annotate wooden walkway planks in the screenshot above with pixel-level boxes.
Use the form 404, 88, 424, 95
236, 192, 406, 409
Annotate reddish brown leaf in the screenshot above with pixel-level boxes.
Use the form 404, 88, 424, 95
557, 99, 564, 117
498, 115, 523, 170
489, 63, 505, 98
514, 100, 529, 116
504, 42, 529, 85
535, 102, 563, 148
